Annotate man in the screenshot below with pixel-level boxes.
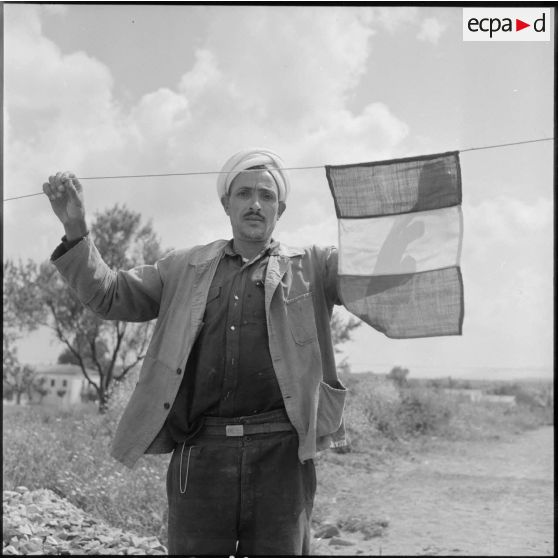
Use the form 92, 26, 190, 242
44, 148, 348, 555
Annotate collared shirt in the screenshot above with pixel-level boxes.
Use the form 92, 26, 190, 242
166, 240, 285, 443
53, 236, 347, 468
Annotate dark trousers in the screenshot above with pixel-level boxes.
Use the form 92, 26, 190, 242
166, 409, 316, 555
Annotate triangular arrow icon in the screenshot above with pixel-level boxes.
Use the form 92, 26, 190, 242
516, 19, 530, 31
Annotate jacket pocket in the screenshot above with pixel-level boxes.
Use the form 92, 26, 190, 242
285, 291, 317, 345
316, 380, 347, 437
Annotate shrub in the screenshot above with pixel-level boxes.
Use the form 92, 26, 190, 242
387, 366, 409, 387
342, 376, 401, 451
396, 385, 453, 436
341, 374, 553, 452
344, 376, 455, 445
361, 378, 403, 438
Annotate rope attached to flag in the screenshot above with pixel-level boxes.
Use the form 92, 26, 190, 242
3, 137, 553, 203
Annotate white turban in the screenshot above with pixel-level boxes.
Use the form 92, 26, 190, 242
217, 148, 290, 202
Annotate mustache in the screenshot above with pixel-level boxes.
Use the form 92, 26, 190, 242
244, 210, 264, 220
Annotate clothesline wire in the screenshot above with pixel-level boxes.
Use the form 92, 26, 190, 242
459, 137, 553, 153
3, 136, 554, 202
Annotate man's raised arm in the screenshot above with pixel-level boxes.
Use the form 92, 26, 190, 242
43, 171, 89, 242
43, 171, 165, 323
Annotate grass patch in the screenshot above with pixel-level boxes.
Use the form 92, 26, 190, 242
3, 373, 552, 542
3, 383, 170, 542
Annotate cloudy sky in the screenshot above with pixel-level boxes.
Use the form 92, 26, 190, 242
3, 4, 554, 378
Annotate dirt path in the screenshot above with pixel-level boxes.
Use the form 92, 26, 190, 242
312, 427, 554, 556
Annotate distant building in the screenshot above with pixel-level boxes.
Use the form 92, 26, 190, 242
442, 388, 484, 402
30, 364, 100, 408
482, 394, 517, 406
443, 388, 516, 406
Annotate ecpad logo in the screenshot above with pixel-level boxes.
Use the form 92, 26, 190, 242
468, 14, 545, 38
463, 8, 551, 41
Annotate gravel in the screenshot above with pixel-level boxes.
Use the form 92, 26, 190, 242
2, 486, 168, 555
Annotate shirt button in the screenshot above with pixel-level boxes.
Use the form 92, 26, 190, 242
164, 403, 170, 410
230, 325, 235, 331
176, 368, 182, 375
234, 295, 239, 300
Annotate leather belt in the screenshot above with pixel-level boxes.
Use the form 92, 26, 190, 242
202, 422, 294, 437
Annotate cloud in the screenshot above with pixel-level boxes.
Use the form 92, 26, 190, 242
417, 17, 446, 44
372, 8, 447, 46
41, 4, 68, 16
131, 89, 191, 140
202, 7, 375, 114
167, 7, 411, 191
457, 195, 553, 363
5, 7, 113, 116
371, 7, 419, 33
463, 195, 552, 255
178, 50, 222, 103
4, 5, 126, 201
462, 195, 553, 298
4, 4, 413, 264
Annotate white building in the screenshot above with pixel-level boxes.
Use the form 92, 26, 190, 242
32, 363, 100, 408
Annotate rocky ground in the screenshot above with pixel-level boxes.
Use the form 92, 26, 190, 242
2, 487, 167, 556
3, 426, 554, 556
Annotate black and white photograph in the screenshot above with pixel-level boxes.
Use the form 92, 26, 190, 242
3, 3, 554, 556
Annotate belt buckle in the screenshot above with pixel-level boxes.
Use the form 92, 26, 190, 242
226, 424, 244, 437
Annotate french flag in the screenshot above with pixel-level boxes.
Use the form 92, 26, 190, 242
326, 151, 464, 338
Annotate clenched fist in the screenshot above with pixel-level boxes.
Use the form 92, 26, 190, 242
43, 171, 88, 240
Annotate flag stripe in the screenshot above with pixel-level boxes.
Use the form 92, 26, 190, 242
326, 151, 461, 219
339, 206, 463, 276
338, 267, 464, 339
327, 151, 464, 338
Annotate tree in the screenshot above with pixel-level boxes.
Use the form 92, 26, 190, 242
330, 309, 362, 375
3, 265, 46, 404
388, 365, 410, 387
330, 310, 361, 353
5, 204, 165, 413
33, 377, 50, 403
2, 341, 42, 405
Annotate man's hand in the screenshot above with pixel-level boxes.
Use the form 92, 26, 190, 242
43, 171, 88, 240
